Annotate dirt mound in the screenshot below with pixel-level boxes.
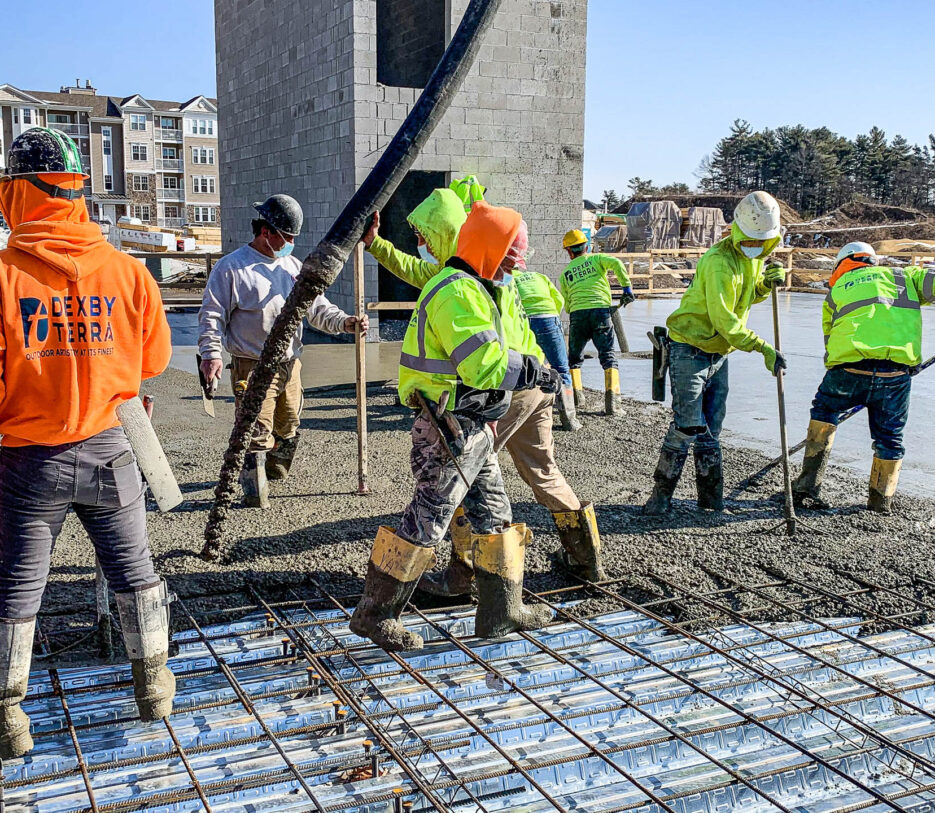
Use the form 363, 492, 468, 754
614, 194, 802, 225
793, 200, 928, 229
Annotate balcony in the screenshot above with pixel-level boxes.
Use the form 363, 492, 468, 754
49, 122, 89, 138
156, 159, 183, 171
157, 128, 183, 143
156, 187, 185, 202
161, 217, 184, 230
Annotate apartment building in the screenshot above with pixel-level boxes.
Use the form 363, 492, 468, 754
0, 80, 219, 231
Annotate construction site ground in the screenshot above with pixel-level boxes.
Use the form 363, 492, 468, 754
38, 297, 935, 655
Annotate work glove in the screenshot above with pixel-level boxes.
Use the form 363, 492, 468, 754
761, 343, 788, 376
535, 366, 563, 395
762, 262, 786, 290
620, 286, 636, 307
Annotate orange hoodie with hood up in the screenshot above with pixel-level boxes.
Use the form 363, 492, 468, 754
0, 173, 171, 446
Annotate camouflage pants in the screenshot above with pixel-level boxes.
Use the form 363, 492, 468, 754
397, 413, 511, 548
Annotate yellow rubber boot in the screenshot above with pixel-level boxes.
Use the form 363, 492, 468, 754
473, 525, 553, 638
350, 528, 436, 651
570, 368, 585, 409
792, 420, 836, 509
604, 368, 621, 416
551, 502, 607, 581
868, 457, 902, 515
418, 507, 474, 597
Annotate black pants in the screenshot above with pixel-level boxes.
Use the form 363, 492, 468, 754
568, 308, 616, 370
0, 428, 158, 619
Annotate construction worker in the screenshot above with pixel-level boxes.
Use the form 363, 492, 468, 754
363, 190, 606, 596
561, 230, 634, 416
643, 191, 787, 515
515, 266, 581, 431
792, 242, 935, 513
449, 175, 487, 213
198, 194, 366, 507
351, 202, 566, 652
0, 128, 175, 758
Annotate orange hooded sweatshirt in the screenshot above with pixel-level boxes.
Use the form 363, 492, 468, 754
0, 174, 171, 446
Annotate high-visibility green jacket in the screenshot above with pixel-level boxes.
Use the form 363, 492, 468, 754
398, 263, 536, 412
667, 222, 781, 355
515, 270, 564, 317
450, 175, 486, 213
368, 190, 544, 363
559, 252, 631, 312
823, 263, 935, 368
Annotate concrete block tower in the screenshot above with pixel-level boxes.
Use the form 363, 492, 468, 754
215, 0, 587, 333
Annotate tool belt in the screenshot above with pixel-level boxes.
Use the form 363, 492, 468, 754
647, 326, 670, 402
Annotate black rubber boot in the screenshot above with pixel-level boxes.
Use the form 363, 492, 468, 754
557, 387, 583, 431
0, 617, 35, 759
792, 420, 836, 509
473, 525, 553, 639
241, 452, 270, 508
694, 447, 724, 511
643, 445, 689, 516
868, 457, 902, 515
419, 507, 474, 597
266, 433, 300, 481
115, 582, 176, 722
350, 528, 436, 651
552, 502, 607, 581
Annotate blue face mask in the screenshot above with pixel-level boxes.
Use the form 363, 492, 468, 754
274, 241, 295, 259
493, 272, 513, 288
740, 245, 763, 259
418, 244, 436, 264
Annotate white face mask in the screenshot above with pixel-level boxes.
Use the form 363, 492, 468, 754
740, 245, 763, 259
418, 244, 436, 264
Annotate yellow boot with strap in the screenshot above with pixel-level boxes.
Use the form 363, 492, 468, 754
792, 420, 836, 509
604, 368, 621, 416
418, 507, 475, 597
551, 502, 607, 581
570, 368, 585, 410
868, 457, 902, 515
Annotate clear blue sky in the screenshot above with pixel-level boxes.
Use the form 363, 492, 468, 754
3, 0, 932, 202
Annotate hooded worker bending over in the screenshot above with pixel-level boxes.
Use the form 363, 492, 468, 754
364, 190, 607, 593
0, 128, 174, 758
560, 230, 634, 416
351, 202, 559, 652
198, 194, 366, 507
644, 191, 787, 515
792, 242, 935, 514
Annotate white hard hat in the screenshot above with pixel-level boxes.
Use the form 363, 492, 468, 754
835, 241, 876, 267
734, 191, 782, 240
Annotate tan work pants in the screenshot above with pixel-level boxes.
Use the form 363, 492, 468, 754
230, 356, 303, 452
496, 388, 581, 513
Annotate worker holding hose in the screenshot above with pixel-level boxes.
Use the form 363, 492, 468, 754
643, 191, 787, 515
792, 242, 935, 514
363, 189, 607, 595
351, 202, 559, 652
0, 128, 174, 757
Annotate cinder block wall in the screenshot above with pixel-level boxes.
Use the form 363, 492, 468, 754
216, 0, 587, 324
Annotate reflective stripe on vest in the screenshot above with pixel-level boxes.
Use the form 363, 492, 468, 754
826, 268, 920, 325
400, 271, 508, 377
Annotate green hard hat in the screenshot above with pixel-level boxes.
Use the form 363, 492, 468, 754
6, 127, 87, 178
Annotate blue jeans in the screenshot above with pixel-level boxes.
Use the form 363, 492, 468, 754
568, 308, 617, 371
529, 316, 572, 386
810, 366, 912, 460
662, 341, 729, 454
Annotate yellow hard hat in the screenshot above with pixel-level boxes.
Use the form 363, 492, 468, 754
563, 229, 588, 249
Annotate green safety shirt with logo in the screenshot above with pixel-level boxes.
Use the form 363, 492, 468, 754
823, 264, 935, 368
559, 253, 631, 312
397, 263, 536, 412
514, 270, 565, 317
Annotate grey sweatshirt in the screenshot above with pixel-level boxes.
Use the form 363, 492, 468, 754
198, 244, 348, 361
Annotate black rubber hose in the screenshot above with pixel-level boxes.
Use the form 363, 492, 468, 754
201, 0, 504, 561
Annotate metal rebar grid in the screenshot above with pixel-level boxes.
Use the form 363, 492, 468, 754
9, 575, 935, 813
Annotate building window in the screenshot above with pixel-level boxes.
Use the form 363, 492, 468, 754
377, 0, 445, 88
190, 118, 214, 136
164, 205, 180, 219
131, 143, 148, 161
132, 175, 149, 191
163, 175, 180, 190
192, 176, 216, 195
130, 114, 146, 131
131, 205, 151, 222
102, 126, 112, 156
12, 109, 17, 124
22, 109, 32, 125
49, 113, 70, 124
191, 147, 216, 165
104, 175, 113, 191
193, 206, 216, 223
160, 117, 178, 130
162, 146, 178, 159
